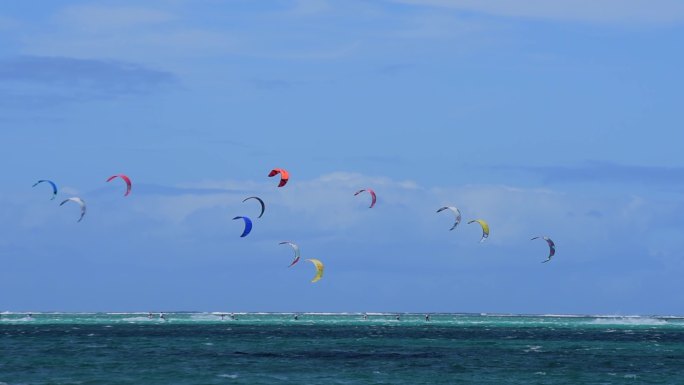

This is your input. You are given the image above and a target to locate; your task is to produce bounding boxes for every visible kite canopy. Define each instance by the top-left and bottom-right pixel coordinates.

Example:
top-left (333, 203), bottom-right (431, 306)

top-left (436, 206), bottom-right (462, 231)
top-left (268, 168), bottom-right (289, 187)
top-left (354, 189), bottom-right (377, 208)
top-left (32, 180), bottom-right (57, 200)
top-left (532, 236), bottom-right (556, 263)
top-left (106, 174), bottom-right (132, 196)
top-left (60, 197), bottom-right (86, 222)
top-left (467, 219), bottom-right (490, 243)
top-left (306, 258), bottom-right (324, 283)
top-left (233, 216), bottom-right (253, 237)
top-left (279, 241), bottom-right (301, 267)
top-left (242, 196), bottom-right (265, 218)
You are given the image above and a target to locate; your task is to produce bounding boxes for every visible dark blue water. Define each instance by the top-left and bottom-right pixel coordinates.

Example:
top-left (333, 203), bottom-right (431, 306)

top-left (1, 313), bottom-right (683, 384)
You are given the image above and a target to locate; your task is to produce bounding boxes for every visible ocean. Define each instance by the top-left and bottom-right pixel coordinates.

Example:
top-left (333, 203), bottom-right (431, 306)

top-left (1, 313), bottom-right (683, 384)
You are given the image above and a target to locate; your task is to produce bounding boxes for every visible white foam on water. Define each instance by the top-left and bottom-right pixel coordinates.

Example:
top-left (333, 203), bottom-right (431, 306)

top-left (122, 316), bottom-right (158, 322)
top-left (302, 312), bottom-right (354, 315)
top-left (1, 317), bottom-right (34, 322)
top-left (46, 312), bottom-right (96, 315)
top-left (589, 317), bottom-right (667, 326)
top-left (524, 345), bottom-right (543, 353)
top-left (106, 312), bottom-right (149, 315)
top-left (217, 374), bottom-right (238, 379)
top-left (654, 315), bottom-right (684, 319)
top-left (189, 313), bottom-right (221, 322)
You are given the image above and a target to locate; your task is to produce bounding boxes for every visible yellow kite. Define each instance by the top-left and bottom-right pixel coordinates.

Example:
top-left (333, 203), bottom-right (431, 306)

top-left (306, 258), bottom-right (324, 283)
top-left (467, 219), bottom-right (490, 243)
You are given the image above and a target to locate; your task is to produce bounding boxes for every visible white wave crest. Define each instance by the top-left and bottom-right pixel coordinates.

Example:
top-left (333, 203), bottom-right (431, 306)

top-left (589, 317), bottom-right (667, 326)
top-left (217, 374), bottom-right (238, 379)
top-left (122, 316), bottom-right (158, 322)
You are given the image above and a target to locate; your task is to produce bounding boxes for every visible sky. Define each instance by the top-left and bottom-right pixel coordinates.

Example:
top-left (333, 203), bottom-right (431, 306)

top-left (1, 0), bottom-right (684, 315)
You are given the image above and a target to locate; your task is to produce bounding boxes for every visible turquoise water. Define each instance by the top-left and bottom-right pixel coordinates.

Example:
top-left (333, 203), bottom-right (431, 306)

top-left (2, 313), bottom-right (683, 384)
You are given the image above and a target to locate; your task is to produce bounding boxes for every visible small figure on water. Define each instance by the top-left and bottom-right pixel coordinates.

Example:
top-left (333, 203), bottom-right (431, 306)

top-left (294, 314), bottom-right (299, 320)
top-left (425, 314), bottom-right (431, 322)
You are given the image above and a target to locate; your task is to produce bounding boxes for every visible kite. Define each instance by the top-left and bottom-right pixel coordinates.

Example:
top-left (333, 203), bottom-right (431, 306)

top-left (233, 216), bottom-right (253, 237)
top-left (467, 219), bottom-right (489, 243)
top-left (60, 197), bottom-right (86, 222)
top-left (242, 196), bottom-right (265, 218)
top-left (436, 206), bottom-right (462, 230)
top-left (32, 180), bottom-right (57, 200)
top-left (354, 189), bottom-right (377, 208)
top-left (268, 168), bottom-right (289, 187)
top-left (531, 236), bottom-right (556, 263)
top-left (306, 258), bottom-right (324, 283)
top-left (106, 174), bottom-right (132, 196)
top-left (279, 241), bottom-right (301, 267)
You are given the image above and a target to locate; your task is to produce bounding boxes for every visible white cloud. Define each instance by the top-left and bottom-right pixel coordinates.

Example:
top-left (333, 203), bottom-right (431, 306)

top-left (0, 15), bottom-right (20, 30)
top-left (118, 172), bottom-right (649, 250)
top-left (21, 28), bottom-right (238, 65)
top-left (57, 5), bottom-right (175, 32)
top-left (391, 0), bottom-right (684, 24)
top-left (386, 11), bottom-right (493, 39)
top-left (289, 0), bottom-right (333, 16)
top-left (4, 171), bottom-right (683, 313)
top-left (8, 171), bottom-right (674, 263)
top-left (17, 5), bottom-right (236, 67)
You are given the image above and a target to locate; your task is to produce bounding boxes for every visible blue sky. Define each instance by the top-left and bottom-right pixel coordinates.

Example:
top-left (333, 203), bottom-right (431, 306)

top-left (1, 0), bottom-right (683, 314)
